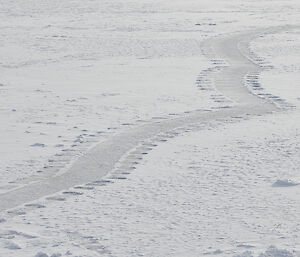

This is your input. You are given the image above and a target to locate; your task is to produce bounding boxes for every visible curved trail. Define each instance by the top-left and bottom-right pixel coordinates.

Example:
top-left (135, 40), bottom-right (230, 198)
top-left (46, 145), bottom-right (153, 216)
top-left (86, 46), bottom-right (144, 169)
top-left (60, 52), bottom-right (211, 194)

top-left (0, 27), bottom-right (285, 212)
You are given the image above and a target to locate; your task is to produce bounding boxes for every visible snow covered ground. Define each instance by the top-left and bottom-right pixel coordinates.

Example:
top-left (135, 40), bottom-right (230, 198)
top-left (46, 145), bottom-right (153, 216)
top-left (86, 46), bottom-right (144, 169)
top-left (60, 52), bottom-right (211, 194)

top-left (0, 0), bottom-right (300, 256)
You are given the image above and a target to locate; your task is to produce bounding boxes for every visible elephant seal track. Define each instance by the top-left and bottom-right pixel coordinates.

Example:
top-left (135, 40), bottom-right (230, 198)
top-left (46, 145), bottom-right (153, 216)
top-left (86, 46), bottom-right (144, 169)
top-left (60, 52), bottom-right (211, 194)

top-left (0, 26), bottom-right (291, 212)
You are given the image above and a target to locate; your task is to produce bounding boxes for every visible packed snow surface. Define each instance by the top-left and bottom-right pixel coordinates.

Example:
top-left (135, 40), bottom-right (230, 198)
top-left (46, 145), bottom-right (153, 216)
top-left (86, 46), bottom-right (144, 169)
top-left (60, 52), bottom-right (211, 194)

top-left (0, 0), bottom-right (300, 256)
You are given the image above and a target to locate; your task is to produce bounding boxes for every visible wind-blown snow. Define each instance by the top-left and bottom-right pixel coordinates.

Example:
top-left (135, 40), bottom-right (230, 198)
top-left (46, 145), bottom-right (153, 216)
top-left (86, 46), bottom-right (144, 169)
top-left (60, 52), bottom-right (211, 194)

top-left (0, 0), bottom-right (300, 256)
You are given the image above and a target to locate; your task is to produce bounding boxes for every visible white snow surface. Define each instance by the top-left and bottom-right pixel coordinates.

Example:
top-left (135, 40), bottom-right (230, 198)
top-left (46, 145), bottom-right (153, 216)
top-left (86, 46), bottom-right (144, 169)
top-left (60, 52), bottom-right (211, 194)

top-left (0, 0), bottom-right (300, 256)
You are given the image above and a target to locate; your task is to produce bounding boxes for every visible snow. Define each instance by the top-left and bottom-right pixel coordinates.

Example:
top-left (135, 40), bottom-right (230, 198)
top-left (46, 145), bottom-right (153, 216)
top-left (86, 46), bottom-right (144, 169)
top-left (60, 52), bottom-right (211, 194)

top-left (0, 0), bottom-right (300, 256)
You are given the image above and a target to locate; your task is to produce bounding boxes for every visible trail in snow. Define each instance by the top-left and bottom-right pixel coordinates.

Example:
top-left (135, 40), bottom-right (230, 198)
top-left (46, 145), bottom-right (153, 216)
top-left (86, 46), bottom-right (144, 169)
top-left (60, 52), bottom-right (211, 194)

top-left (0, 26), bottom-right (291, 212)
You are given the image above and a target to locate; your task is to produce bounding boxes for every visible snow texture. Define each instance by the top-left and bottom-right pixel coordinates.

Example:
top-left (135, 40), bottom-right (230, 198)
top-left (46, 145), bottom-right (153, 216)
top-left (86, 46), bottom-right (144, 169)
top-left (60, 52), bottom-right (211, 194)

top-left (0, 0), bottom-right (300, 256)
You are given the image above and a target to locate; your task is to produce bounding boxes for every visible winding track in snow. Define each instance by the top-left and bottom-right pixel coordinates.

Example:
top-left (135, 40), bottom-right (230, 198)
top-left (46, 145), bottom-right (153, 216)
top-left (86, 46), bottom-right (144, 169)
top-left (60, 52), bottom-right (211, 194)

top-left (0, 26), bottom-right (291, 212)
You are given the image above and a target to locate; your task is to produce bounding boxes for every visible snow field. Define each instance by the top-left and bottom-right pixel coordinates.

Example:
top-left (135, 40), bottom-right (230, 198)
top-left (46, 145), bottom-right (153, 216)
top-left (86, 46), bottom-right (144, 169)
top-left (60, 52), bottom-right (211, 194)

top-left (0, 0), bottom-right (300, 256)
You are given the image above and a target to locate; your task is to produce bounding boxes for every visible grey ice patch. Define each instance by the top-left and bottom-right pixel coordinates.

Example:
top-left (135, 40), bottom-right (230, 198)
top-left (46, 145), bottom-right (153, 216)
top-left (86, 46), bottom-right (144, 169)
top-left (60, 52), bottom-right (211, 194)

top-left (62, 191), bottom-right (83, 195)
top-left (46, 196), bottom-right (66, 201)
top-left (73, 186), bottom-right (94, 190)
top-left (93, 179), bottom-right (113, 184)
top-left (272, 179), bottom-right (299, 187)
top-left (234, 246), bottom-right (296, 257)
top-left (35, 252), bottom-right (49, 257)
top-left (259, 246), bottom-right (295, 257)
top-left (24, 203), bottom-right (46, 208)
top-left (204, 249), bottom-right (223, 255)
top-left (7, 209), bottom-right (26, 215)
top-left (109, 176), bottom-right (127, 180)
top-left (0, 230), bottom-right (36, 239)
top-left (3, 241), bottom-right (21, 250)
top-left (234, 251), bottom-right (254, 257)
top-left (31, 143), bottom-right (46, 147)
top-left (50, 254), bottom-right (62, 257)
top-left (237, 244), bottom-right (255, 249)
